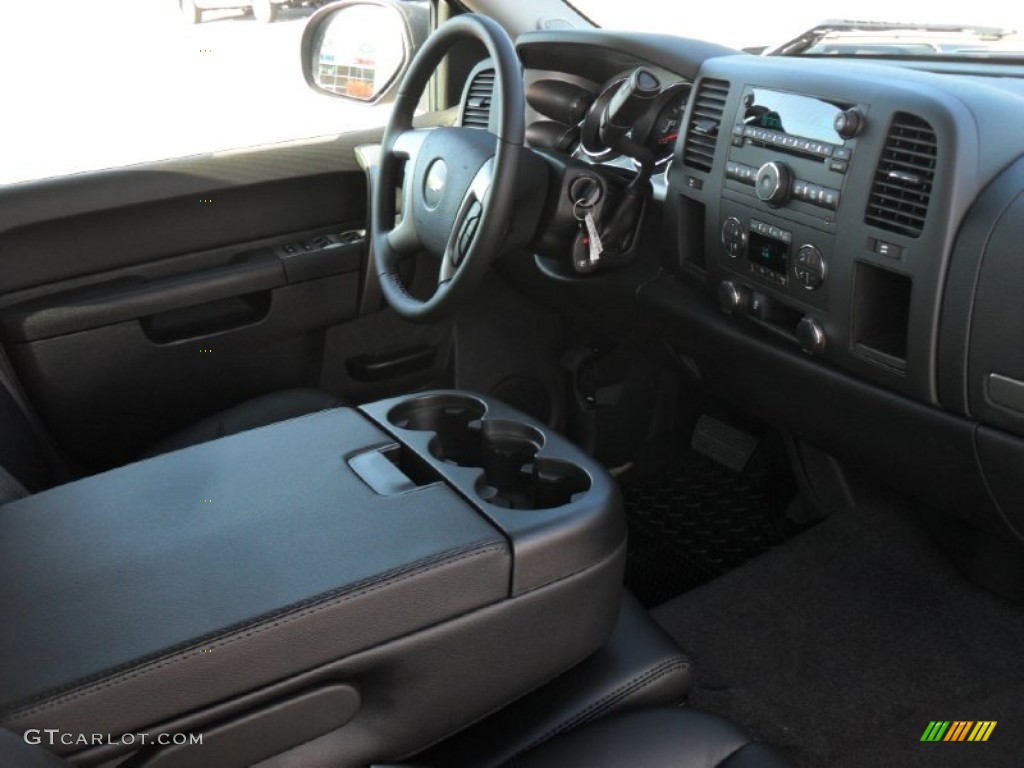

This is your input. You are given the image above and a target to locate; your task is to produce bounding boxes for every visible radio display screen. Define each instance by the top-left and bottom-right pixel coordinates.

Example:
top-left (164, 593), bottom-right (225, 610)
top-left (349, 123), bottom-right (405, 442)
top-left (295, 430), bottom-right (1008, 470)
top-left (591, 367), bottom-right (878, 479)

top-left (749, 232), bottom-right (790, 276)
top-left (743, 88), bottom-right (848, 144)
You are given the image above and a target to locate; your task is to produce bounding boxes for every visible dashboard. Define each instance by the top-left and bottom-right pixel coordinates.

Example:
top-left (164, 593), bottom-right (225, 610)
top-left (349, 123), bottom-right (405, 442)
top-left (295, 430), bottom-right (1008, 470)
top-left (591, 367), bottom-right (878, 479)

top-left (460, 30), bottom-right (1024, 547)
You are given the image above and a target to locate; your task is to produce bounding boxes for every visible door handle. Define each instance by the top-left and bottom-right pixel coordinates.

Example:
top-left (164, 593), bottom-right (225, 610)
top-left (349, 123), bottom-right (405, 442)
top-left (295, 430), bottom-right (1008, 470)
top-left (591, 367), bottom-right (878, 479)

top-left (345, 346), bottom-right (438, 382)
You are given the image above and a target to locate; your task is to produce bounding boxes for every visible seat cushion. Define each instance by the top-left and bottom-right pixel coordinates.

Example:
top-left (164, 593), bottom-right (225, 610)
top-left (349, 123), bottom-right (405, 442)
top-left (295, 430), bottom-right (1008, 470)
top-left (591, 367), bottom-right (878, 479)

top-left (141, 389), bottom-right (343, 459)
top-left (0, 728), bottom-right (71, 767)
top-left (0, 384), bottom-right (55, 493)
top-left (0, 466), bottom-right (28, 506)
top-left (417, 591), bottom-right (693, 767)
top-left (509, 708), bottom-right (792, 768)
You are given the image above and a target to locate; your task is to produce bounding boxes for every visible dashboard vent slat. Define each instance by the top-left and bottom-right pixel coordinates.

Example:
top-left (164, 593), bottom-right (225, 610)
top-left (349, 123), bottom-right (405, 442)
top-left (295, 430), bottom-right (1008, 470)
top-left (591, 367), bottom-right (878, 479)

top-left (462, 69), bottom-right (495, 129)
top-left (682, 78), bottom-right (729, 173)
top-left (865, 113), bottom-right (937, 238)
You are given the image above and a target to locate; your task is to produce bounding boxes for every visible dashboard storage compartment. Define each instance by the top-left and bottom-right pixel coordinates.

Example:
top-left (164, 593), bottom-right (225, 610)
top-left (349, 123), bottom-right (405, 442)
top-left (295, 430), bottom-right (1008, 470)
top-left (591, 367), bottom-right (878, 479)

top-left (0, 394), bottom-right (625, 767)
top-left (852, 262), bottom-right (911, 371)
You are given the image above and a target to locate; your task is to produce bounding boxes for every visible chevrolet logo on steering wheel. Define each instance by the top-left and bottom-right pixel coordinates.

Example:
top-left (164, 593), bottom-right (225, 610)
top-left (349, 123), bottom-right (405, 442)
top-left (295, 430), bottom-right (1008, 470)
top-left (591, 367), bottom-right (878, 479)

top-left (424, 159), bottom-right (448, 209)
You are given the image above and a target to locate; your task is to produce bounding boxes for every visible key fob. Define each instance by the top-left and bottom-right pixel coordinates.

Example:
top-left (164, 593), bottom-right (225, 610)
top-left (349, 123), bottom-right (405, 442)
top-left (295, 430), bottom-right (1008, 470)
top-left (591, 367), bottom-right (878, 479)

top-left (572, 231), bottom-right (600, 274)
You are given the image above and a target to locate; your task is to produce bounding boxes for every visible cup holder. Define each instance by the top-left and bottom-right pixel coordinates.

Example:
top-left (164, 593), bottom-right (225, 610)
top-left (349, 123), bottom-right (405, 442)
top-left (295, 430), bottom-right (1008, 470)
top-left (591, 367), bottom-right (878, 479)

top-left (473, 422), bottom-right (591, 510)
top-left (387, 395), bottom-right (487, 466)
top-left (386, 395), bottom-right (591, 510)
top-left (387, 394), bottom-right (487, 432)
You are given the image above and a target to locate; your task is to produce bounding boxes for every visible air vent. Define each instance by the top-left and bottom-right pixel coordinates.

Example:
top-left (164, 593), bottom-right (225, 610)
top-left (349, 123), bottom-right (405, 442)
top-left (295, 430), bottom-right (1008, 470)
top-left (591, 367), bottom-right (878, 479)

top-left (682, 78), bottom-right (729, 172)
top-left (461, 69), bottom-right (495, 129)
top-left (865, 113), bottom-right (937, 237)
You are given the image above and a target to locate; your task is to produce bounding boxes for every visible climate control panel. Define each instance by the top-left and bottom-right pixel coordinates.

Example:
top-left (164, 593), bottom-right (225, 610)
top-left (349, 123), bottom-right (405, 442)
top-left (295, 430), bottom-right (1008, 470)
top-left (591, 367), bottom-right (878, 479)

top-left (720, 215), bottom-right (828, 295)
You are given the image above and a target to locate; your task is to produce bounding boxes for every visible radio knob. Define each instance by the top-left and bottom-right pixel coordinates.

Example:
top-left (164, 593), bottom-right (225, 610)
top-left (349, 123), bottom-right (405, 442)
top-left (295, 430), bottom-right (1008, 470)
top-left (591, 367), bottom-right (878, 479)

top-left (834, 108), bottom-right (864, 139)
top-left (719, 280), bottom-right (750, 315)
top-left (797, 316), bottom-right (827, 356)
top-left (755, 162), bottom-right (791, 206)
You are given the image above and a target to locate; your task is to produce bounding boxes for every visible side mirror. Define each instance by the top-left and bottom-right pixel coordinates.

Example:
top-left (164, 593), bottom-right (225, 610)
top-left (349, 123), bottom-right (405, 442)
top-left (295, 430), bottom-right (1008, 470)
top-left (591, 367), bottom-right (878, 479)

top-left (301, 0), bottom-right (429, 104)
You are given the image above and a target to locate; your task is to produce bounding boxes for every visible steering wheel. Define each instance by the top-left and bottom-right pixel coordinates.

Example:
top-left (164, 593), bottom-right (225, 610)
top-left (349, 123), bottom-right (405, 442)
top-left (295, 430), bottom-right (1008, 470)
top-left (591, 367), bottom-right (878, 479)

top-left (372, 15), bottom-right (526, 322)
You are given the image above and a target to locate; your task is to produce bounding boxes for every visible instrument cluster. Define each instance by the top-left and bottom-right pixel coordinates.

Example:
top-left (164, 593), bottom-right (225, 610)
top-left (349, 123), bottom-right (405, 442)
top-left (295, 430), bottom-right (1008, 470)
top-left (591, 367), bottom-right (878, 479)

top-left (527, 74), bottom-right (691, 168)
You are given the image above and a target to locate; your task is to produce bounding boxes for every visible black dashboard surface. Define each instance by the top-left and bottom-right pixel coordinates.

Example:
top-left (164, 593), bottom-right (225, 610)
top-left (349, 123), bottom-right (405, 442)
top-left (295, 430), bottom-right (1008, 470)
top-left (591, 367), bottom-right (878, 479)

top-left (505, 30), bottom-right (1024, 542)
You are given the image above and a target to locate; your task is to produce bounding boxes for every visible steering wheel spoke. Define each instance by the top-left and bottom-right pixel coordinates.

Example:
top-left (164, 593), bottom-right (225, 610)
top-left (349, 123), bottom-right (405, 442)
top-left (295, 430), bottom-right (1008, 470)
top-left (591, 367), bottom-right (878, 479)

top-left (385, 129), bottom-right (432, 255)
top-left (391, 128), bottom-right (431, 159)
top-left (387, 206), bottom-right (421, 254)
top-left (440, 158), bottom-right (494, 283)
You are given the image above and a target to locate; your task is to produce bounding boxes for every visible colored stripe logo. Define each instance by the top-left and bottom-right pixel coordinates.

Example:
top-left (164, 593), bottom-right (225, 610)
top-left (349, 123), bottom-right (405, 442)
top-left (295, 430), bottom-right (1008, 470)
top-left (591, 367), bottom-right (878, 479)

top-left (921, 721), bottom-right (997, 742)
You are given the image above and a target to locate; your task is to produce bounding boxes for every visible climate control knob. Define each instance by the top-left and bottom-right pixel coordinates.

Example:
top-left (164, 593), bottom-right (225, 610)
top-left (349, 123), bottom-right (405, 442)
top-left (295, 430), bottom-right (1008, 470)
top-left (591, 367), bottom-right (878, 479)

top-left (721, 216), bottom-right (747, 258)
top-left (718, 280), bottom-right (750, 315)
top-left (797, 316), bottom-right (827, 356)
top-left (755, 162), bottom-right (791, 206)
top-left (793, 244), bottom-right (826, 291)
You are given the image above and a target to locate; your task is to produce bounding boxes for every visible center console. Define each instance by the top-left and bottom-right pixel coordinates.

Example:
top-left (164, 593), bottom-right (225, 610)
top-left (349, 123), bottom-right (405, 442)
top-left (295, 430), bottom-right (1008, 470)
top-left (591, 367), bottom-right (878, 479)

top-left (0, 392), bottom-right (624, 767)
top-left (669, 56), bottom-right (961, 404)
top-left (719, 87), bottom-right (860, 304)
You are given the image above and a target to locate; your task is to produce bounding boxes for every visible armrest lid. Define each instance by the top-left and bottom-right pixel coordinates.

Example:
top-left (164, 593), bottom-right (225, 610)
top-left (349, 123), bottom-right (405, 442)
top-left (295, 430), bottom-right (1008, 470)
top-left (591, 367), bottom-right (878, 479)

top-left (0, 407), bottom-right (509, 735)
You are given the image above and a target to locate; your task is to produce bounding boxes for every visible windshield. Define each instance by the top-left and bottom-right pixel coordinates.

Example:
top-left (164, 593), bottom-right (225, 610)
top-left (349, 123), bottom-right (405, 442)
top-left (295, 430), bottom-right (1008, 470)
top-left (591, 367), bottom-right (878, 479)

top-left (565, 0), bottom-right (1024, 57)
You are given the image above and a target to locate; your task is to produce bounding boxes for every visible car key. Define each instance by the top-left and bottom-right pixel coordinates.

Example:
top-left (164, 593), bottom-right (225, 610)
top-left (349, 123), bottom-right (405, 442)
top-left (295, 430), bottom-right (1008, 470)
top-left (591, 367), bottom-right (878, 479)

top-left (582, 208), bottom-right (604, 264)
top-left (571, 201), bottom-right (602, 274)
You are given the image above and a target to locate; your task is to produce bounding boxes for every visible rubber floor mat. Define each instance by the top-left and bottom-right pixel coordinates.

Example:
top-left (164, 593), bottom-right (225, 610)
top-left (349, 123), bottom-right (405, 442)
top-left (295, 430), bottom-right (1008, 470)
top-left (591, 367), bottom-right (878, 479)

top-left (623, 450), bottom-right (800, 606)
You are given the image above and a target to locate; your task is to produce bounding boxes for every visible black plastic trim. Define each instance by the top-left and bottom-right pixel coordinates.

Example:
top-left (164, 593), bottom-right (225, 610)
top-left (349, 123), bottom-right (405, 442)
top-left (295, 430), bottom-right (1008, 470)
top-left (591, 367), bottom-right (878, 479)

top-left (638, 273), bottom-right (1006, 533)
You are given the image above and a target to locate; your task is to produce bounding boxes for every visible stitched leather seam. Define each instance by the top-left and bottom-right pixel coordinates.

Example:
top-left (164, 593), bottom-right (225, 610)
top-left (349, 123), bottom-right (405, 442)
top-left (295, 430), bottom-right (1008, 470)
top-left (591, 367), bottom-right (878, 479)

top-left (388, 272), bottom-right (418, 302)
top-left (475, 657), bottom-right (692, 768)
top-left (716, 739), bottom-right (756, 767)
top-left (514, 656), bottom-right (693, 757)
top-left (397, 543), bottom-right (631, 763)
top-left (409, 643), bottom-right (601, 760)
top-left (5, 542), bottom-right (507, 720)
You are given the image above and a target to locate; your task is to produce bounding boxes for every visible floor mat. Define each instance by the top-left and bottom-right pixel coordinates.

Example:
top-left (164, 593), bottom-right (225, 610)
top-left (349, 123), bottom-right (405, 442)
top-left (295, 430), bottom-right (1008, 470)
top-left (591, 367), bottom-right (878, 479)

top-left (650, 495), bottom-right (1024, 767)
top-left (623, 449), bottom-right (800, 606)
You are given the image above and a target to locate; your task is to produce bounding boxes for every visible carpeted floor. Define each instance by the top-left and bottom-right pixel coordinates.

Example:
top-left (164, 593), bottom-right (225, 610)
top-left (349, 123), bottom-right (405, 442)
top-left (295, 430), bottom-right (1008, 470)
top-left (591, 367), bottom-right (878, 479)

top-left (650, 494), bottom-right (1024, 767)
top-left (622, 447), bottom-right (801, 607)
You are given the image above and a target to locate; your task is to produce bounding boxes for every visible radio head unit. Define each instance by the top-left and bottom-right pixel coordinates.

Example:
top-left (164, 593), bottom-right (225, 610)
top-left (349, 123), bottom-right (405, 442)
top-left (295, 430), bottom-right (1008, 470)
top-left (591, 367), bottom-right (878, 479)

top-left (742, 88), bottom-right (852, 147)
top-left (726, 86), bottom-right (863, 215)
top-left (714, 85), bottom-right (861, 318)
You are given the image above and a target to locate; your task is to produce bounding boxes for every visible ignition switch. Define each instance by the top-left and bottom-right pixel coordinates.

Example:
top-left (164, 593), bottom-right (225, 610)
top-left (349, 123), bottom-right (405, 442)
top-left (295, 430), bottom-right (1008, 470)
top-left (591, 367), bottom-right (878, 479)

top-left (569, 175), bottom-right (603, 208)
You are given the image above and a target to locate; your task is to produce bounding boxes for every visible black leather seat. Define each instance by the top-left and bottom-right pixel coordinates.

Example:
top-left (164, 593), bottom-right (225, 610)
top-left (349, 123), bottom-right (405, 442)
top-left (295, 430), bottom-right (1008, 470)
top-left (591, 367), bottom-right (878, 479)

top-left (140, 388), bottom-right (343, 459)
top-left (415, 593), bottom-right (790, 768)
top-left (416, 591), bottom-right (694, 767)
top-left (0, 386), bottom-right (341, 501)
top-left (511, 707), bottom-right (791, 767)
top-left (0, 708), bottom-right (791, 767)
